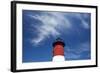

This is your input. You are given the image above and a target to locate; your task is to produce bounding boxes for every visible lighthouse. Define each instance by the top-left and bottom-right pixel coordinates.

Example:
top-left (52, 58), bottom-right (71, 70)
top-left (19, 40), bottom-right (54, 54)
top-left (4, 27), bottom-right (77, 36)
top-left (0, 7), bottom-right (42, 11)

top-left (52, 38), bottom-right (65, 61)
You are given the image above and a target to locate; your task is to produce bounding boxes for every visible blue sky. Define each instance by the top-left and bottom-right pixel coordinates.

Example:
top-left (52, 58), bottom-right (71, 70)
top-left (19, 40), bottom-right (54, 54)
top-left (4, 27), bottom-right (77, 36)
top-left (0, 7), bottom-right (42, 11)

top-left (22, 10), bottom-right (91, 63)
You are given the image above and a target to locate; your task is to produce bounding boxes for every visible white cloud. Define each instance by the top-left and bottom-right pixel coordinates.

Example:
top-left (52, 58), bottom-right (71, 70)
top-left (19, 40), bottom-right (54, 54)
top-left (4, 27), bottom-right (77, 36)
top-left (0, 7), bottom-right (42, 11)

top-left (74, 13), bottom-right (90, 29)
top-left (29, 12), bottom-right (72, 45)
top-left (81, 19), bottom-right (89, 29)
top-left (64, 42), bottom-right (90, 59)
top-left (28, 12), bottom-right (90, 45)
top-left (65, 52), bottom-right (81, 59)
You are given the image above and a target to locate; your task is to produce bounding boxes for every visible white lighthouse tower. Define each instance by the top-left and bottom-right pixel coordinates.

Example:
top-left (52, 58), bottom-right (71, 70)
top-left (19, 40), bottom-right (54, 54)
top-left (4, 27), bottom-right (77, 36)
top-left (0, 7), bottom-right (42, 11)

top-left (52, 38), bottom-right (65, 61)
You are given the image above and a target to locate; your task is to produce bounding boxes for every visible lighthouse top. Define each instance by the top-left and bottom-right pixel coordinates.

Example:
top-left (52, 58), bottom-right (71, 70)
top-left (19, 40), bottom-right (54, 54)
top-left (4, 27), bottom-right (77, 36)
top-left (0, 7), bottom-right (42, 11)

top-left (53, 38), bottom-right (65, 47)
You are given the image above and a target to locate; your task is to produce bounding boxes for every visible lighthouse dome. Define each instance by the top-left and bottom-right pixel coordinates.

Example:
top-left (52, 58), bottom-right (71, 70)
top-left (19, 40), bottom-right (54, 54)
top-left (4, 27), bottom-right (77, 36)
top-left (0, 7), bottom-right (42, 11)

top-left (53, 38), bottom-right (65, 47)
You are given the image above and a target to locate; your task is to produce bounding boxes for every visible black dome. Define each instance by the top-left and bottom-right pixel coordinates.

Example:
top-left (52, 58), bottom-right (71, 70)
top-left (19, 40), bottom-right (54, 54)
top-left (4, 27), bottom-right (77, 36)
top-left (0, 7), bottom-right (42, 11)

top-left (53, 38), bottom-right (65, 47)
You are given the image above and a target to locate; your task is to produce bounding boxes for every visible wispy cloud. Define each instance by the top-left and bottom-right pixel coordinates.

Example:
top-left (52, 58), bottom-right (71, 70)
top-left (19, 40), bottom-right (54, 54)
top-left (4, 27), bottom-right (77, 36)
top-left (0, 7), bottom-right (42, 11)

top-left (67, 13), bottom-right (90, 29)
top-left (75, 14), bottom-right (90, 29)
top-left (64, 42), bottom-right (90, 60)
top-left (28, 12), bottom-right (90, 45)
top-left (29, 12), bottom-right (71, 45)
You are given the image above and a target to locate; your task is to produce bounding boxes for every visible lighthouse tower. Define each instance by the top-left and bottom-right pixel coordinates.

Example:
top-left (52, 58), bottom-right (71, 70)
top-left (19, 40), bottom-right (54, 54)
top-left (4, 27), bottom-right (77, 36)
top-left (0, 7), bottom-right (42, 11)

top-left (52, 38), bottom-right (65, 61)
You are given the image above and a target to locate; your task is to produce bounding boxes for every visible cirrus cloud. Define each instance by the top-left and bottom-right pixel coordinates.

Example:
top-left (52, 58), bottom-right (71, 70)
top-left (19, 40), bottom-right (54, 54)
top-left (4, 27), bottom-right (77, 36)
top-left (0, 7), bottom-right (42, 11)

top-left (28, 12), bottom-right (90, 45)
